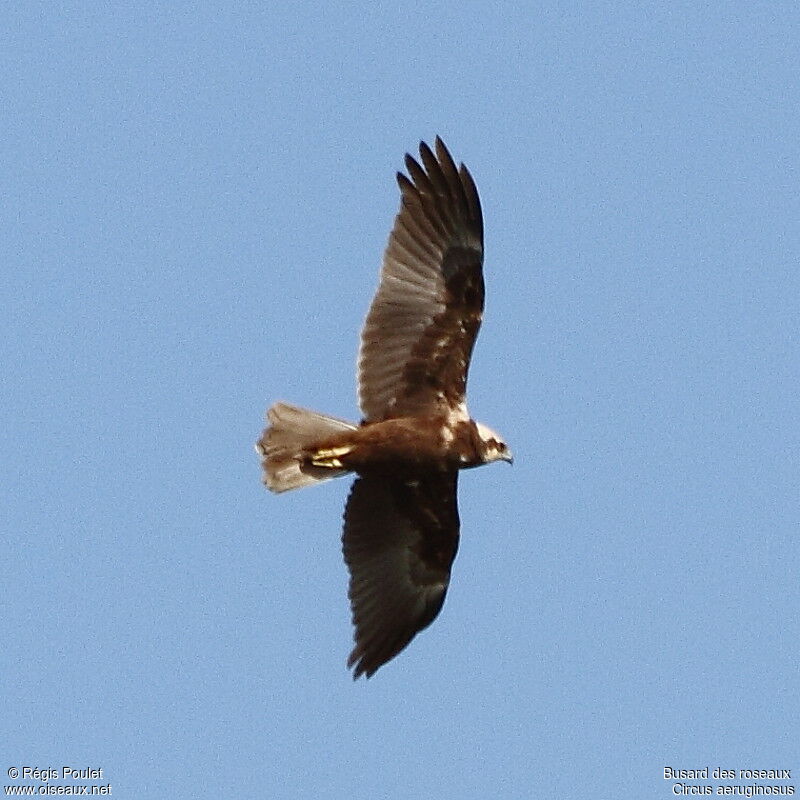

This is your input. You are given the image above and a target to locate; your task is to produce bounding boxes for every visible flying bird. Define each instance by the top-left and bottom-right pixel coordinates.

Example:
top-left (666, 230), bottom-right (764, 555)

top-left (257, 137), bottom-right (511, 678)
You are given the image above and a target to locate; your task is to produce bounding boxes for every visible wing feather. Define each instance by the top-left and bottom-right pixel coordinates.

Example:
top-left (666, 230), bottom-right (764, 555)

top-left (358, 138), bottom-right (485, 421)
top-left (342, 473), bottom-right (460, 678)
top-left (395, 217), bottom-right (441, 263)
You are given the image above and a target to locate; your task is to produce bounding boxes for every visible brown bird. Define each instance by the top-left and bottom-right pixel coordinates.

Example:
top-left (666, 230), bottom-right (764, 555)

top-left (256, 138), bottom-right (511, 678)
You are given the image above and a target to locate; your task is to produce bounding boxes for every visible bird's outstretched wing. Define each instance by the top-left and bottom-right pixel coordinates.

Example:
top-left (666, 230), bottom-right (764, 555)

top-left (342, 472), bottom-right (460, 678)
top-left (358, 137), bottom-right (484, 422)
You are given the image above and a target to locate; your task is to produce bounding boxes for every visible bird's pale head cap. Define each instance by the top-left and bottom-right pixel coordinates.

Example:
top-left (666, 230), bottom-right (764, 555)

top-left (475, 422), bottom-right (513, 465)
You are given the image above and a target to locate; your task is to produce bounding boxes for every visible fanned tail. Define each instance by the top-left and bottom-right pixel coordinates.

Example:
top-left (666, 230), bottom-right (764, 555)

top-left (256, 402), bottom-right (357, 493)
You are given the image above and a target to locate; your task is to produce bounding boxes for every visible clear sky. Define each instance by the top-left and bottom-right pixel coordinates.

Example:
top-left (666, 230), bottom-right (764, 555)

top-left (3, 2), bottom-right (798, 798)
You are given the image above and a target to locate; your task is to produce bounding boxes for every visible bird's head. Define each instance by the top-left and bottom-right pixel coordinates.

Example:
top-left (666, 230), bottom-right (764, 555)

top-left (475, 422), bottom-right (513, 465)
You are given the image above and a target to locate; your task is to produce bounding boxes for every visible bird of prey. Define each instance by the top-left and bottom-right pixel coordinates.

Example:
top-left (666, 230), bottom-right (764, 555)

top-left (257, 137), bottom-right (511, 679)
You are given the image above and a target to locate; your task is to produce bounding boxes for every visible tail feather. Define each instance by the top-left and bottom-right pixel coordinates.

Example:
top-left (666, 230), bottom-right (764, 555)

top-left (256, 402), bottom-right (357, 492)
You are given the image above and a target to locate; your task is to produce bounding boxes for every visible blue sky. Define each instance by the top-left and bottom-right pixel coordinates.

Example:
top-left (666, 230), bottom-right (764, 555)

top-left (3, 1), bottom-right (798, 797)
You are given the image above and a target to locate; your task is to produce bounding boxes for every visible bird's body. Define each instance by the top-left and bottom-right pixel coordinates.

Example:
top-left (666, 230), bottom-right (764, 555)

top-left (257, 138), bottom-right (510, 678)
top-left (299, 412), bottom-right (504, 475)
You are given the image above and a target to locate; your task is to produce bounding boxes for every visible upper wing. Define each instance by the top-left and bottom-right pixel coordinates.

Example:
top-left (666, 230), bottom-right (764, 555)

top-left (342, 472), bottom-right (460, 678)
top-left (358, 138), bottom-right (484, 422)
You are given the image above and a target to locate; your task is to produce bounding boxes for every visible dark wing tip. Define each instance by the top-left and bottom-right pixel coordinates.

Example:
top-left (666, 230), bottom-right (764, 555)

top-left (431, 136), bottom-right (453, 165)
top-left (433, 137), bottom-right (459, 175)
top-left (404, 151), bottom-right (418, 173)
top-left (399, 138), bottom-right (472, 198)
top-left (347, 647), bottom-right (381, 680)
top-left (396, 170), bottom-right (413, 193)
top-left (348, 650), bottom-right (370, 680)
